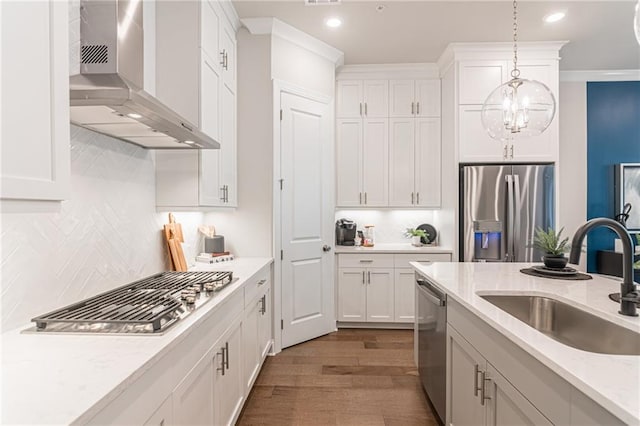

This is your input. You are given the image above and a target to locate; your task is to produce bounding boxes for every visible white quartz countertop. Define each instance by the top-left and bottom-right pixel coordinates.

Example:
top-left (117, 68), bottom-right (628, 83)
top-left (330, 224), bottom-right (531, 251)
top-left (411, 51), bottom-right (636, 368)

top-left (1, 257), bottom-right (273, 425)
top-left (411, 262), bottom-right (640, 425)
top-left (335, 243), bottom-right (453, 254)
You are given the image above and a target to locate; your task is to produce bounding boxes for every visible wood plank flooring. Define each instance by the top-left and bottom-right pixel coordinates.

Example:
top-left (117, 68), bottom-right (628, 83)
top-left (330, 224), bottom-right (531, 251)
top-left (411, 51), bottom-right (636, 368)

top-left (237, 329), bottom-right (439, 426)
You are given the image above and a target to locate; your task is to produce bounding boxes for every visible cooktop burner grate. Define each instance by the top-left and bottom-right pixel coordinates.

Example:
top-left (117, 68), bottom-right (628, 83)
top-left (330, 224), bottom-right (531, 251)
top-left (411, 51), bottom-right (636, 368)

top-left (31, 271), bottom-right (233, 333)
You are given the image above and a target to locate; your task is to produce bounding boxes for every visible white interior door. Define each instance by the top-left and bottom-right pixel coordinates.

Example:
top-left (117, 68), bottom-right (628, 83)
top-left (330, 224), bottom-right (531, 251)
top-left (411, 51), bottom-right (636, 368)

top-left (280, 91), bottom-right (335, 348)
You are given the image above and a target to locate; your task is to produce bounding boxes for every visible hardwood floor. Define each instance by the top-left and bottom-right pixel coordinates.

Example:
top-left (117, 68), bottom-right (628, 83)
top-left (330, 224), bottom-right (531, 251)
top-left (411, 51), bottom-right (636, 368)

top-left (237, 329), bottom-right (439, 426)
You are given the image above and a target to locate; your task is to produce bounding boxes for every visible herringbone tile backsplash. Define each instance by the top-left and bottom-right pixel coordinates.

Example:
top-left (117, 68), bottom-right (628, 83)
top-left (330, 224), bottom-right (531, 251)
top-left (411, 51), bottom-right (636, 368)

top-left (0, 126), bottom-right (206, 332)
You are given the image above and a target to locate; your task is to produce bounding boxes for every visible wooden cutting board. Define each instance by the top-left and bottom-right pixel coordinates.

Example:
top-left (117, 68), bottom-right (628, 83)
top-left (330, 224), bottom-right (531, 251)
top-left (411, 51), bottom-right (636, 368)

top-left (169, 213), bottom-right (184, 242)
top-left (168, 229), bottom-right (188, 272)
top-left (167, 237), bottom-right (181, 271)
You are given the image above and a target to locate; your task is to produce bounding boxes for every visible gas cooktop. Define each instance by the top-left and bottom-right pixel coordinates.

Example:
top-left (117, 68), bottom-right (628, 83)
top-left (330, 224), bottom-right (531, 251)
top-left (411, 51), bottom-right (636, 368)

top-left (30, 271), bottom-right (235, 334)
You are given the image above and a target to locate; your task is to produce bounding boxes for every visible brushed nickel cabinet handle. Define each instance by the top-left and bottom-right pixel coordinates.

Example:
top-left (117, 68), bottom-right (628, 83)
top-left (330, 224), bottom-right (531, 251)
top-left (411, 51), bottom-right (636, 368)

top-left (417, 102), bottom-right (420, 115)
top-left (359, 192), bottom-right (362, 204)
top-left (362, 271), bottom-right (365, 284)
top-left (217, 347), bottom-right (226, 375)
top-left (365, 103), bottom-right (368, 115)
top-left (364, 192), bottom-right (368, 204)
top-left (503, 145), bottom-right (508, 159)
top-left (474, 364), bottom-right (481, 396)
top-left (480, 371), bottom-right (491, 405)
top-left (367, 271), bottom-right (371, 284)
top-left (224, 341), bottom-right (230, 369)
top-left (510, 145), bottom-right (514, 159)
top-left (416, 192), bottom-right (420, 204)
top-left (359, 259), bottom-right (374, 263)
top-left (411, 192), bottom-right (414, 204)
top-left (360, 102), bottom-right (362, 116)
top-left (411, 102), bottom-right (415, 115)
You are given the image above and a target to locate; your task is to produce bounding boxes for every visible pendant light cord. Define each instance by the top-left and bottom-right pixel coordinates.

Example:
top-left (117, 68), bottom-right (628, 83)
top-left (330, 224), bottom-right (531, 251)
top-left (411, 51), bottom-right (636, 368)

top-left (512, 0), bottom-right (520, 79)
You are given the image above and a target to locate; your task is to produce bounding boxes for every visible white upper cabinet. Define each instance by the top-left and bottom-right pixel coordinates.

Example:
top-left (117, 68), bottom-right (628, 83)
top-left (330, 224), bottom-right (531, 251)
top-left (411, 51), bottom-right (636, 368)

top-left (448, 47), bottom-right (562, 164)
top-left (156, 0), bottom-right (238, 208)
top-left (389, 118), bottom-right (416, 207)
top-left (1, 1), bottom-right (70, 201)
top-left (415, 117), bottom-right (441, 207)
top-left (336, 119), bottom-right (363, 207)
top-left (362, 119), bottom-right (389, 207)
top-left (390, 79), bottom-right (440, 118)
top-left (337, 80), bottom-right (388, 118)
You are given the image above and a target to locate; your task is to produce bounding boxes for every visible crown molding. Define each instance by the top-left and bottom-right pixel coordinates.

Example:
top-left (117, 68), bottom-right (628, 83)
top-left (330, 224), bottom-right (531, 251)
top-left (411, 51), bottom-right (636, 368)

top-left (336, 63), bottom-right (440, 80)
top-left (437, 41), bottom-right (568, 76)
top-left (241, 17), bottom-right (345, 67)
top-left (219, 0), bottom-right (241, 31)
top-left (560, 69), bottom-right (640, 82)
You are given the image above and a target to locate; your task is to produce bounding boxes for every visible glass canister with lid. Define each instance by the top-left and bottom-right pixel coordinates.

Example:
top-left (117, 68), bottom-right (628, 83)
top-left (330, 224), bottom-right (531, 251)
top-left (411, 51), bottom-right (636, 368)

top-left (363, 225), bottom-right (375, 247)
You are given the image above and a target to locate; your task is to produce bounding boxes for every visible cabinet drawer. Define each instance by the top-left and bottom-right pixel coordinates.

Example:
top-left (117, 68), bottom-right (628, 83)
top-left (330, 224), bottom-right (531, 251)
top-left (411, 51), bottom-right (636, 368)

top-left (338, 254), bottom-right (394, 268)
top-left (394, 253), bottom-right (451, 268)
top-left (244, 265), bottom-right (271, 307)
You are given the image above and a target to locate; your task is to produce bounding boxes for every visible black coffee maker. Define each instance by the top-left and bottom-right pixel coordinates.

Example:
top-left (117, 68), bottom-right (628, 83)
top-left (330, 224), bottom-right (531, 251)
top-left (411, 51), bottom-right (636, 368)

top-left (336, 218), bottom-right (357, 246)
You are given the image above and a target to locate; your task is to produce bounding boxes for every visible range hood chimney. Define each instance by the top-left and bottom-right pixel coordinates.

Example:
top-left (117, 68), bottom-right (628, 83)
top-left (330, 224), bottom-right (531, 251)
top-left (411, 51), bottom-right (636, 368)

top-left (70, 0), bottom-right (219, 149)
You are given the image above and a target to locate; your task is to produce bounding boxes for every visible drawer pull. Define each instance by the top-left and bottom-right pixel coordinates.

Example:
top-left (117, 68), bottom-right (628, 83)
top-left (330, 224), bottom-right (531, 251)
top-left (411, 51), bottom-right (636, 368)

top-left (258, 279), bottom-right (267, 286)
top-left (359, 259), bottom-right (374, 263)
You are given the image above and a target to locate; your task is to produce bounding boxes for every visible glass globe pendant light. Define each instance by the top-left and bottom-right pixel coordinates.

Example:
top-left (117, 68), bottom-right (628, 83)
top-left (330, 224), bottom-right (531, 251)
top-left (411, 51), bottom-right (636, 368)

top-left (481, 0), bottom-right (556, 140)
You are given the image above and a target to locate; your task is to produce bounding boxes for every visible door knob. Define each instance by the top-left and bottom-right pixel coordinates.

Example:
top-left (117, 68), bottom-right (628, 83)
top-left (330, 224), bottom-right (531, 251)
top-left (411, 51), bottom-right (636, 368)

top-left (322, 245), bottom-right (332, 252)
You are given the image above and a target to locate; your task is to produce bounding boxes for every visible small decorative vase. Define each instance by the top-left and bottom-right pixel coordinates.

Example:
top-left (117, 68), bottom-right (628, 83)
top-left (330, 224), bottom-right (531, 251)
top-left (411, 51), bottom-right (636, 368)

top-left (412, 236), bottom-right (422, 246)
top-left (543, 254), bottom-right (568, 269)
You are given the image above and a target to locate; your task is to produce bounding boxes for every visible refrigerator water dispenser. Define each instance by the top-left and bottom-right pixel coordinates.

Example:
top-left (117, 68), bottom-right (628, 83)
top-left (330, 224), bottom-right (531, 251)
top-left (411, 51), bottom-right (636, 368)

top-left (473, 220), bottom-right (502, 261)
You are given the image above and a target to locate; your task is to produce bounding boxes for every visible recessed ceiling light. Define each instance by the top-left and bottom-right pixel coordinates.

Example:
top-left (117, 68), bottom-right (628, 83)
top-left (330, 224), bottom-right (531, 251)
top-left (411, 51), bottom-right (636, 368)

top-left (127, 113), bottom-right (143, 119)
top-left (376, 5), bottom-right (385, 12)
top-left (543, 12), bottom-right (566, 23)
top-left (325, 17), bottom-right (342, 28)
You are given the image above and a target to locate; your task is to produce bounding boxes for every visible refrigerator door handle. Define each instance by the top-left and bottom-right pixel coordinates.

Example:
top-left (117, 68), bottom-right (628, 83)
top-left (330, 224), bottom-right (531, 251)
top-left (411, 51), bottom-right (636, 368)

top-left (512, 174), bottom-right (522, 261)
top-left (505, 175), bottom-right (515, 262)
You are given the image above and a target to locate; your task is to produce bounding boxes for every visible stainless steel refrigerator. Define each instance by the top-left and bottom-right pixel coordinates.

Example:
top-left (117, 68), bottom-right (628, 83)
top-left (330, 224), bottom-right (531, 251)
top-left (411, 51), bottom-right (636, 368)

top-left (460, 164), bottom-right (555, 262)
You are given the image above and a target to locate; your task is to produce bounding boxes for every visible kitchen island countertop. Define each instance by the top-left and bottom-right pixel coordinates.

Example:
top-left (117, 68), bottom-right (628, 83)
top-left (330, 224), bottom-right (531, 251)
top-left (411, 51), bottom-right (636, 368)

top-left (1, 257), bottom-right (273, 425)
top-left (411, 261), bottom-right (640, 425)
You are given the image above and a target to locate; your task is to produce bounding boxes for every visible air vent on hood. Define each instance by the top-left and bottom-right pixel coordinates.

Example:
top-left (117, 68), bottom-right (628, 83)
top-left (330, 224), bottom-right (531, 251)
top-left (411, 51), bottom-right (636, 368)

top-left (69, 0), bottom-right (219, 150)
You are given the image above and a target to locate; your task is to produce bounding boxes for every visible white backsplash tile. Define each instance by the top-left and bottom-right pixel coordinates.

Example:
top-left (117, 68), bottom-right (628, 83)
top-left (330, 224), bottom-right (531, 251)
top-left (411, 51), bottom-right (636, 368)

top-left (0, 127), bottom-right (205, 332)
top-left (335, 209), bottom-right (449, 245)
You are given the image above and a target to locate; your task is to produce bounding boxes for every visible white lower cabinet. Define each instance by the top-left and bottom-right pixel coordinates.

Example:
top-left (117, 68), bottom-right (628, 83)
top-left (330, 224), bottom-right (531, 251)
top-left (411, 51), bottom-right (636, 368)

top-left (337, 253), bottom-right (451, 324)
top-left (144, 395), bottom-right (173, 426)
top-left (445, 297), bottom-right (625, 426)
top-left (215, 318), bottom-right (244, 426)
top-left (244, 280), bottom-right (272, 394)
top-left (172, 350), bottom-right (216, 425)
top-left (447, 325), bottom-right (550, 426)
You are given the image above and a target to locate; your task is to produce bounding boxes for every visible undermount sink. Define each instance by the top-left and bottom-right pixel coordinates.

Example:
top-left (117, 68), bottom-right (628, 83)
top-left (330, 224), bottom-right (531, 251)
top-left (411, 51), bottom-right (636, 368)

top-left (480, 295), bottom-right (640, 356)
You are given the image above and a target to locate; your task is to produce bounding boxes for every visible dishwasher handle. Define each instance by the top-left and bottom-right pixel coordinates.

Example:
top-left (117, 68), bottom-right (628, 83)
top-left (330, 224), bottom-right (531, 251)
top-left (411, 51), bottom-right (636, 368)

top-left (417, 279), bottom-right (446, 307)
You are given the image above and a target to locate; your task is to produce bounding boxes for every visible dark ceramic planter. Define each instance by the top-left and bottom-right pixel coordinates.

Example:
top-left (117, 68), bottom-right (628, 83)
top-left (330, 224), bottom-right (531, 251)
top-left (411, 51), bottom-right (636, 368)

top-left (543, 254), bottom-right (568, 269)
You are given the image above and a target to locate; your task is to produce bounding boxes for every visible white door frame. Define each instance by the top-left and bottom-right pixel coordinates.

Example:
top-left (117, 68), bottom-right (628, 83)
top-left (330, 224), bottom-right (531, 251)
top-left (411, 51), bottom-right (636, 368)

top-left (272, 78), bottom-right (336, 354)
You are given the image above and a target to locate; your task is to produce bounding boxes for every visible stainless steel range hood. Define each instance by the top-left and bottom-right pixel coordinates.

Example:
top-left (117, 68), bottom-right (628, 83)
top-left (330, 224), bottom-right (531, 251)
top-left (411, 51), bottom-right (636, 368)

top-left (70, 0), bottom-right (219, 149)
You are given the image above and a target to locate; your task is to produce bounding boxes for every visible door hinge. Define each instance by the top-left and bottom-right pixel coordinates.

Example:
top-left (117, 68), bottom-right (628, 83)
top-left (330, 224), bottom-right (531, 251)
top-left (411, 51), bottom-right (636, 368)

top-left (280, 109), bottom-right (283, 121)
top-left (280, 250), bottom-right (283, 260)
top-left (281, 319), bottom-right (284, 330)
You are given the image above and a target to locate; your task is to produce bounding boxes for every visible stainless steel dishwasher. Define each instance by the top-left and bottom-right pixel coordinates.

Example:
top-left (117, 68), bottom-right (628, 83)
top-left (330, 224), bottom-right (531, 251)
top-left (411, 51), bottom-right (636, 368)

top-left (416, 274), bottom-right (447, 424)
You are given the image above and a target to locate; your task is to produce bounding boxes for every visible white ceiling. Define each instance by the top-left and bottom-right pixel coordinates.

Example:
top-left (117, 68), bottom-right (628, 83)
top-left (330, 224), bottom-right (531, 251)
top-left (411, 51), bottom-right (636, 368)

top-left (232, 0), bottom-right (640, 70)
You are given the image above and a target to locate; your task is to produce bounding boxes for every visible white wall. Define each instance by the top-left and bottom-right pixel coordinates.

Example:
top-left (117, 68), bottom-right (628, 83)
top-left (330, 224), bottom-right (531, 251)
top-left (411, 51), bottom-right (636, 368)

top-left (558, 81), bottom-right (588, 270)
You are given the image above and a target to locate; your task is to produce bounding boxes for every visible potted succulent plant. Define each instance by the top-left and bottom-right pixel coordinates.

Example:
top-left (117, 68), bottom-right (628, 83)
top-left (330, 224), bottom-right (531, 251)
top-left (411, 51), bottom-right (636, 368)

top-left (405, 228), bottom-right (428, 246)
top-left (533, 227), bottom-right (570, 269)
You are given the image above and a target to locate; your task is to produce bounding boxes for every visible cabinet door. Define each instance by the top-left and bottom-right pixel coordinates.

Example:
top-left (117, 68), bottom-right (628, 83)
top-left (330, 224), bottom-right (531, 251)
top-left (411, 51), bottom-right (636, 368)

top-left (215, 319), bottom-right (244, 426)
top-left (243, 296), bottom-right (260, 395)
top-left (143, 395), bottom-right (173, 426)
top-left (201, 0), bottom-right (221, 62)
top-left (415, 80), bottom-right (441, 117)
top-left (258, 287), bottom-right (272, 359)
top-left (485, 363), bottom-right (552, 426)
top-left (366, 268), bottom-right (394, 322)
top-left (338, 268), bottom-right (366, 321)
top-left (363, 80), bottom-right (389, 118)
top-left (389, 80), bottom-right (415, 118)
top-left (156, 150), bottom-right (200, 207)
top-left (389, 118), bottom-right (416, 207)
top-left (447, 325), bottom-right (486, 426)
top-left (394, 268), bottom-right (415, 323)
top-left (201, 53), bottom-right (221, 142)
top-left (508, 61), bottom-right (556, 163)
top-left (1, 1), bottom-right (70, 201)
top-left (458, 106), bottom-right (506, 163)
top-left (220, 82), bottom-right (237, 206)
top-left (220, 20), bottom-right (236, 93)
top-left (458, 60), bottom-right (509, 105)
top-left (415, 117), bottom-right (441, 207)
top-left (362, 119), bottom-right (389, 207)
top-left (199, 150), bottom-right (223, 206)
top-left (336, 119), bottom-right (363, 207)
top-left (336, 80), bottom-right (363, 118)
top-left (173, 349), bottom-right (215, 425)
